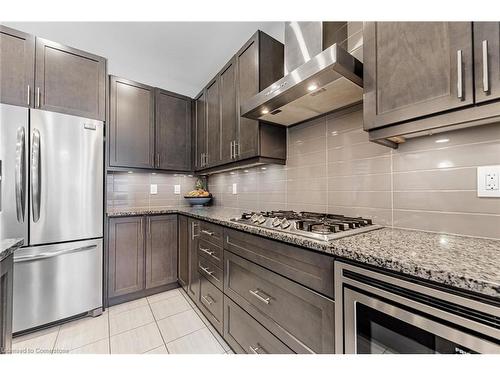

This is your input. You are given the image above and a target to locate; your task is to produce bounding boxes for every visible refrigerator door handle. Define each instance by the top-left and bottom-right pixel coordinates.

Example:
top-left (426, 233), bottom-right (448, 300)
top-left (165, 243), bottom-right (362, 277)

top-left (31, 129), bottom-right (41, 222)
top-left (15, 127), bottom-right (26, 222)
top-left (14, 244), bottom-right (97, 263)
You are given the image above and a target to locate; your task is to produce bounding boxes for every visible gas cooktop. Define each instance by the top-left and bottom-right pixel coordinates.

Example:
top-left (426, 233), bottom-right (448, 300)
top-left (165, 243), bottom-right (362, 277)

top-left (231, 210), bottom-right (382, 241)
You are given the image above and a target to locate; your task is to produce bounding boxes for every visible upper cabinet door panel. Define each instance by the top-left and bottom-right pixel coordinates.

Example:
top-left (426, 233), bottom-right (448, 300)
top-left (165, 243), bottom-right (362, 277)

top-left (155, 89), bottom-right (191, 171)
top-left (109, 76), bottom-right (155, 169)
top-left (236, 37), bottom-right (260, 160)
top-left (206, 78), bottom-right (221, 167)
top-left (474, 22), bottom-right (500, 104)
top-left (364, 22), bottom-right (473, 130)
top-left (0, 26), bottom-right (35, 107)
top-left (195, 92), bottom-right (207, 169)
top-left (35, 38), bottom-right (106, 120)
top-left (220, 59), bottom-right (237, 164)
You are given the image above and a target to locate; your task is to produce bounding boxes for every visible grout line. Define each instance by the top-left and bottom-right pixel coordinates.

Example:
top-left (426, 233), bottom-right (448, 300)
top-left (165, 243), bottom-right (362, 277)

top-left (51, 326), bottom-right (61, 354)
top-left (107, 307), bottom-right (111, 354)
top-left (146, 293), bottom-right (170, 354)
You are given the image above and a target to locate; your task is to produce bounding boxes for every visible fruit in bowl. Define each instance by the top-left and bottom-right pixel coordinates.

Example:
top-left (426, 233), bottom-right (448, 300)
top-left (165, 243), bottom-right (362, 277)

top-left (185, 189), bottom-right (211, 198)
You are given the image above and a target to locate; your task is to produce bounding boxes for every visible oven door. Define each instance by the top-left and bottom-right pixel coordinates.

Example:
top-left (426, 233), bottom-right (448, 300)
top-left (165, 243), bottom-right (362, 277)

top-left (344, 288), bottom-right (499, 354)
top-left (335, 262), bottom-right (500, 354)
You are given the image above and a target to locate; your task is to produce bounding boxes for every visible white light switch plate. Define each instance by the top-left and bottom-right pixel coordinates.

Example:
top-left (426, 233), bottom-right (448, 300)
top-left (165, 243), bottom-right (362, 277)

top-left (174, 185), bottom-right (181, 195)
top-left (477, 166), bottom-right (500, 197)
top-left (150, 184), bottom-right (158, 195)
top-left (232, 183), bottom-right (237, 195)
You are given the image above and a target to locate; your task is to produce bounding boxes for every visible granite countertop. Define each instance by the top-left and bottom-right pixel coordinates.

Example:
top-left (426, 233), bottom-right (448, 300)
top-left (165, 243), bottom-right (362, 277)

top-left (1, 238), bottom-right (24, 261)
top-left (107, 207), bottom-right (500, 299)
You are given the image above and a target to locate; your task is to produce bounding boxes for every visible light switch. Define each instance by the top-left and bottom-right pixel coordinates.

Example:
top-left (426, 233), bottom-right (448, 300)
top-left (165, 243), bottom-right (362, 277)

top-left (150, 184), bottom-right (158, 195)
top-left (477, 166), bottom-right (500, 197)
top-left (232, 183), bottom-right (237, 195)
top-left (174, 185), bottom-right (181, 195)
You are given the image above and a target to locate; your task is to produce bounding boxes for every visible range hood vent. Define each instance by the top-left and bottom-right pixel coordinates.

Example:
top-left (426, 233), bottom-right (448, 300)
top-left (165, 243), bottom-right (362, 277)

top-left (241, 22), bottom-right (363, 126)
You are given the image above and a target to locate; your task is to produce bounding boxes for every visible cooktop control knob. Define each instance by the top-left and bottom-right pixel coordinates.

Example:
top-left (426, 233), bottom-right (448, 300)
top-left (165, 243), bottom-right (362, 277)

top-left (251, 214), bottom-right (259, 222)
top-left (280, 218), bottom-right (291, 229)
top-left (256, 214), bottom-right (266, 224)
top-left (272, 217), bottom-right (281, 227)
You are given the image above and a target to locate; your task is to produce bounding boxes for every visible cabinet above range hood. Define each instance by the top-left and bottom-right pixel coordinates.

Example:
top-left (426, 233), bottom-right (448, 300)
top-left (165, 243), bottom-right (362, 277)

top-left (241, 22), bottom-right (363, 126)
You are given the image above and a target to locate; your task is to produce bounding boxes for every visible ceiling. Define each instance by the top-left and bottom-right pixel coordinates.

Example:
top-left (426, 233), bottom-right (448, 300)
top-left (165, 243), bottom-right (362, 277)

top-left (4, 22), bottom-right (285, 97)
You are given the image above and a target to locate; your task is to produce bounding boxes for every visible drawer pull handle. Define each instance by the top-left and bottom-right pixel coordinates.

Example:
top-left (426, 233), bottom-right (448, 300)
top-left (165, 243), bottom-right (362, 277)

top-left (200, 247), bottom-right (215, 256)
top-left (249, 289), bottom-right (271, 305)
top-left (201, 230), bottom-right (215, 236)
top-left (200, 266), bottom-right (220, 282)
top-left (201, 295), bottom-right (214, 306)
top-left (249, 345), bottom-right (265, 354)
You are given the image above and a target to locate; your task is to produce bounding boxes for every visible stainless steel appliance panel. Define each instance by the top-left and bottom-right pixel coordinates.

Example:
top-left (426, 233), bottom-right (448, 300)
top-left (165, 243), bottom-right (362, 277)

top-left (13, 238), bottom-right (103, 332)
top-left (0, 104), bottom-right (29, 241)
top-left (29, 110), bottom-right (103, 245)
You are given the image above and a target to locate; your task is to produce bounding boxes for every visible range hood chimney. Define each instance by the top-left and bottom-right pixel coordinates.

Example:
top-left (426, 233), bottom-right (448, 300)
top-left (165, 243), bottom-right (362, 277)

top-left (241, 22), bottom-right (363, 126)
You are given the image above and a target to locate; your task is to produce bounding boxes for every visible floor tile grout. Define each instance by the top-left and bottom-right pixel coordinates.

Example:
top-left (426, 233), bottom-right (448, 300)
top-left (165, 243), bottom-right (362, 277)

top-left (146, 294), bottom-right (171, 354)
top-left (107, 307), bottom-right (111, 354)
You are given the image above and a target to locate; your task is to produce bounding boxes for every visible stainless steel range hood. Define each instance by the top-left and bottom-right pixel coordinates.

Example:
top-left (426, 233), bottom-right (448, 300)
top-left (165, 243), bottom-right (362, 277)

top-left (241, 22), bottom-right (363, 126)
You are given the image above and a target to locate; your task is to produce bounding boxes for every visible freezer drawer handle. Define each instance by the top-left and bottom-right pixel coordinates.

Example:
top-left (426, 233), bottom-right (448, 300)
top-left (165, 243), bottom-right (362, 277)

top-left (31, 129), bottom-right (41, 222)
top-left (14, 244), bottom-right (97, 263)
top-left (15, 127), bottom-right (26, 223)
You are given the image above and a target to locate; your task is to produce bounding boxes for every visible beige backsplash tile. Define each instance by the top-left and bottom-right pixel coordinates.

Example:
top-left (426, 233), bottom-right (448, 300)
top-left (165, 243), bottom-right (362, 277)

top-left (207, 104), bottom-right (500, 239)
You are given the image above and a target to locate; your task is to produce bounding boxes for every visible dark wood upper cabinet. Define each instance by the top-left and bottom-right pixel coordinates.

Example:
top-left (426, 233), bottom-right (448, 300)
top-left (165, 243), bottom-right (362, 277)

top-left (155, 89), bottom-right (191, 171)
top-left (109, 76), bottom-right (155, 169)
top-left (178, 215), bottom-right (189, 289)
top-left (0, 26), bottom-right (35, 108)
top-left (194, 91), bottom-right (207, 169)
top-left (206, 78), bottom-right (221, 167)
top-left (474, 22), bottom-right (500, 104)
top-left (364, 22), bottom-right (474, 131)
top-left (145, 215), bottom-right (178, 289)
top-left (220, 58), bottom-right (238, 164)
top-left (236, 31), bottom-right (285, 160)
top-left (35, 38), bottom-right (106, 120)
top-left (108, 216), bottom-right (145, 299)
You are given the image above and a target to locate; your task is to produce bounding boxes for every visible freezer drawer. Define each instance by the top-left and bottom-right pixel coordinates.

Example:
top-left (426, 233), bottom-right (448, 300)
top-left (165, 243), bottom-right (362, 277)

top-left (29, 109), bottom-right (103, 245)
top-left (13, 238), bottom-right (102, 333)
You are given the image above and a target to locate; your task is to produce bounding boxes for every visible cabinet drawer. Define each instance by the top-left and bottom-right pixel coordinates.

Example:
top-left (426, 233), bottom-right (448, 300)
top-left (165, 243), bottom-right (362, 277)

top-left (199, 275), bottom-right (223, 334)
top-left (198, 239), bottom-right (222, 267)
top-left (224, 296), bottom-right (293, 354)
top-left (198, 256), bottom-right (223, 290)
top-left (224, 251), bottom-right (335, 354)
top-left (224, 228), bottom-right (334, 298)
top-left (199, 221), bottom-right (223, 246)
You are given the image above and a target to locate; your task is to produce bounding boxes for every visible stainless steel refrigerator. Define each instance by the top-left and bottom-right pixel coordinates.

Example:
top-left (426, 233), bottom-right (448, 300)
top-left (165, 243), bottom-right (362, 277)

top-left (0, 103), bottom-right (103, 333)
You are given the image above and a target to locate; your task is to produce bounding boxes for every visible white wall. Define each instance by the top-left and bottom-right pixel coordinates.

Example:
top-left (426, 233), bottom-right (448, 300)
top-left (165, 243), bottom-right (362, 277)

top-left (4, 22), bottom-right (284, 97)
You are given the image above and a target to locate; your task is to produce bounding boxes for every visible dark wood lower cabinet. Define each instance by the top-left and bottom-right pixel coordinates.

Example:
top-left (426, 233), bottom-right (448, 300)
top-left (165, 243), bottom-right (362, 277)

top-left (0, 254), bottom-right (14, 354)
top-left (108, 214), bottom-right (178, 305)
top-left (186, 219), bottom-right (200, 304)
top-left (198, 275), bottom-right (223, 334)
top-left (178, 215), bottom-right (189, 289)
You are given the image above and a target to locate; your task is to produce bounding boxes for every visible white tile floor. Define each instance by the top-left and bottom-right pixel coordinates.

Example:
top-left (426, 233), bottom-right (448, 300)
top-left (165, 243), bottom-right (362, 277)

top-left (12, 287), bottom-right (233, 354)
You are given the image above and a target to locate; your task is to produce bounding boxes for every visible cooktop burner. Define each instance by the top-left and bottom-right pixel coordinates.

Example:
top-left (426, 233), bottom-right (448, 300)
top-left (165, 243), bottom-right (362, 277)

top-left (232, 210), bottom-right (382, 241)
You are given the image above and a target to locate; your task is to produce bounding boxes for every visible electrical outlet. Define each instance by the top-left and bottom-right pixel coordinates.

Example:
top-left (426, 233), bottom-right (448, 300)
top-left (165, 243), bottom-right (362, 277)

top-left (150, 184), bottom-right (157, 195)
top-left (174, 185), bottom-right (181, 195)
top-left (477, 166), bottom-right (500, 197)
top-left (232, 183), bottom-right (237, 195)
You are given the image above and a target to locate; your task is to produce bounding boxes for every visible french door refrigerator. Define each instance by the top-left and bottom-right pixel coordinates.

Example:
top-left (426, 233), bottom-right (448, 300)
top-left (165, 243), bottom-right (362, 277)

top-left (0, 104), bottom-right (103, 333)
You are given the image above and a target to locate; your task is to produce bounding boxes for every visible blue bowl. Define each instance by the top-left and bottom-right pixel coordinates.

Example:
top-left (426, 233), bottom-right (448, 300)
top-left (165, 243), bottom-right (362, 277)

top-left (184, 196), bottom-right (212, 207)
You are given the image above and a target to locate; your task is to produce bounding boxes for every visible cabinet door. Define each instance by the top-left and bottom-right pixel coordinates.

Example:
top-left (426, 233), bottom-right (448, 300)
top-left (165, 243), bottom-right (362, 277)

top-left (0, 255), bottom-right (13, 354)
top-left (178, 215), bottom-right (189, 289)
top-left (206, 78), bottom-right (221, 167)
top-left (220, 59), bottom-right (237, 164)
top-left (0, 26), bottom-right (35, 108)
top-left (146, 215), bottom-right (178, 289)
top-left (155, 89), bottom-right (191, 171)
top-left (364, 22), bottom-right (473, 130)
top-left (109, 76), bottom-right (155, 169)
top-left (474, 22), bottom-right (500, 103)
top-left (108, 216), bottom-right (145, 298)
top-left (236, 36), bottom-right (260, 159)
top-left (195, 91), bottom-right (207, 169)
top-left (187, 219), bottom-right (200, 303)
top-left (34, 38), bottom-right (106, 120)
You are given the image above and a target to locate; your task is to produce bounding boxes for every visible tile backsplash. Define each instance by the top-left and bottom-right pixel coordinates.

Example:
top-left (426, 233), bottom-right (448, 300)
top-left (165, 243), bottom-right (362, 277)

top-left (208, 104), bottom-right (500, 239)
top-left (107, 172), bottom-right (198, 210)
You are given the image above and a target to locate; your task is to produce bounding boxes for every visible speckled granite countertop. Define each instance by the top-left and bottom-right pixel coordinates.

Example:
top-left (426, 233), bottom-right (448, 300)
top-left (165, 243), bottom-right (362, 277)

top-left (1, 238), bottom-right (24, 261)
top-left (107, 207), bottom-right (500, 299)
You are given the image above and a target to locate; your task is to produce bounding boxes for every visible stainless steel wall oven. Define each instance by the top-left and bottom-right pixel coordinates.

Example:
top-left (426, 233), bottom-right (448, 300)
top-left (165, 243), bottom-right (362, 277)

top-left (334, 262), bottom-right (500, 354)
